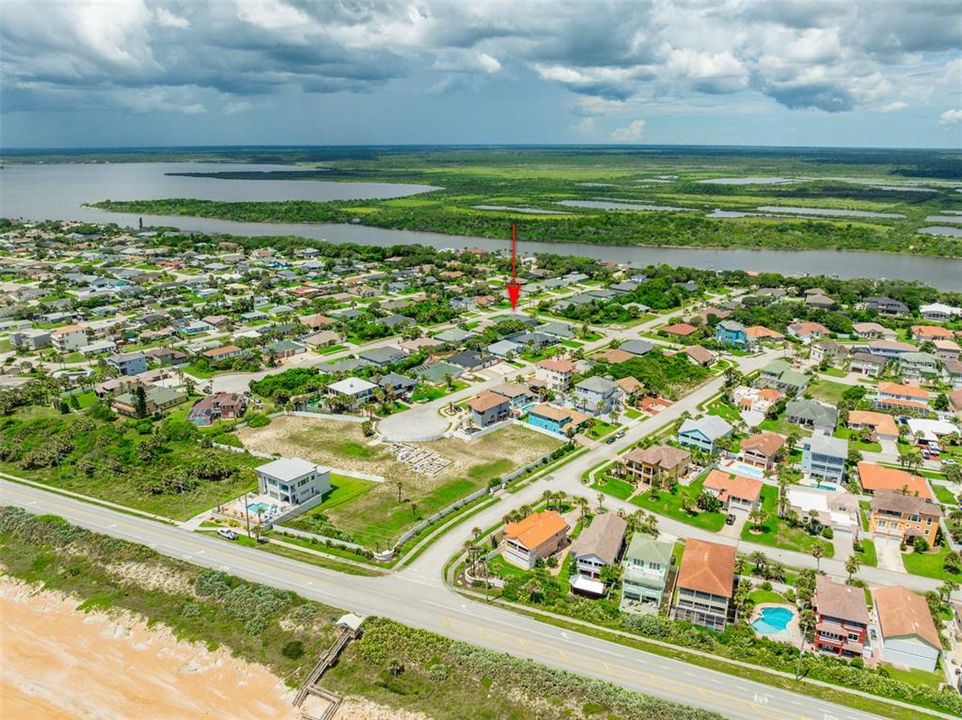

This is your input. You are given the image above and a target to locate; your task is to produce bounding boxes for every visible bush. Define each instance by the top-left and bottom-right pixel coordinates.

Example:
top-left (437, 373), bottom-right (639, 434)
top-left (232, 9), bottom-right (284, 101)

top-left (246, 413), bottom-right (271, 428)
top-left (282, 640), bottom-right (305, 660)
top-left (821, 527), bottom-right (834, 539)
top-left (913, 536), bottom-right (929, 553)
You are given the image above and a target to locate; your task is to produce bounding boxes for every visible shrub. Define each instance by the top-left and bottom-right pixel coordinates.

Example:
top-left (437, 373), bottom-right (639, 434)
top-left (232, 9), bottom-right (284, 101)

top-left (913, 536), bottom-right (929, 553)
top-left (821, 527), bottom-right (834, 539)
top-left (282, 640), bottom-right (305, 660)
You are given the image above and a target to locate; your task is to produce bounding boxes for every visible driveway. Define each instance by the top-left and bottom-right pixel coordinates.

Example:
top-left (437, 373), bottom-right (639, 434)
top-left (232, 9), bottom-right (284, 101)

top-left (832, 529), bottom-right (853, 560)
top-left (719, 511), bottom-right (746, 539)
top-left (873, 534), bottom-right (905, 573)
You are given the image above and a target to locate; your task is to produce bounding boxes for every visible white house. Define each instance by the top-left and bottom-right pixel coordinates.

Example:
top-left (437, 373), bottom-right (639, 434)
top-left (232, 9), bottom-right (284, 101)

top-left (327, 377), bottom-right (378, 407)
top-left (919, 302), bottom-right (961, 322)
top-left (255, 458), bottom-right (331, 506)
top-left (873, 586), bottom-right (941, 672)
top-left (535, 358), bottom-right (576, 392)
top-left (51, 324), bottom-right (88, 353)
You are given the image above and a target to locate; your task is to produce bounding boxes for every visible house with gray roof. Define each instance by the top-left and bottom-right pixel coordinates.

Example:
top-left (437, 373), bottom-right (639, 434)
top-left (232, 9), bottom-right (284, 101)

top-left (487, 339), bottom-right (523, 358)
top-left (802, 432), bottom-right (848, 487)
top-left (678, 415), bottom-right (733, 453)
top-left (568, 512), bottom-right (627, 584)
top-left (620, 339), bottom-right (654, 357)
top-left (537, 321), bottom-right (575, 340)
top-left (434, 327), bottom-right (474, 344)
top-left (786, 398), bottom-right (838, 434)
top-left (356, 345), bottom-right (407, 367)
top-left (256, 458), bottom-right (330, 506)
top-left (573, 376), bottom-right (622, 416)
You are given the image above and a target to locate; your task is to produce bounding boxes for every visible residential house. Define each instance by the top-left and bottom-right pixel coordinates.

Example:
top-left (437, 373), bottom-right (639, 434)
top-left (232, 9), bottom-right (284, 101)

top-left (684, 345), bottom-right (716, 367)
top-left (811, 339), bottom-right (847, 364)
top-left (714, 320), bottom-right (748, 348)
top-left (356, 345), bottom-right (406, 367)
top-left (203, 345), bottom-right (244, 363)
top-left (813, 576), bottom-right (870, 659)
top-left (187, 392), bottom-right (247, 425)
top-left (847, 411), bottom-right (899, 443)
top-left (620, 537), bottom-right (674, 614)
top-left (850, 352), bottom-right (887, 378)
top-left (267, 339), bottom-right (307, 360)
top-left (299, 314), bottom-right (336, 330)
top-left (526, 403), bottom-right (590, 436)
top-left (933, 339), bottom-right (961, 363)
top-left (942, 359), bottom-right (962, 389)
top-left (573, 376), bottom-right (622, 416)
top-left (536, 321), bottom-right (575, 340)
top-left (620, 339), bottom-right (654, 357)
top-left (874, 382), bottom-right (930, 414)
top-left (501, 511), bottom-right (569, 569)
top-left (468, 391), bottom-right (511, 428)
top-left (303, 330), bottom-right (341, 348)
top-left (899, 352), bottom-right (939, 382)
top-left (862, 296), bottom-right (909, 316)
top-left (112, 386), bottom-right (187, 417)
top-left (805, 292), bottom-right (835, 309)
top-left (535, 358), bottom-right (576, 392)
top-left (326, 377), bottom-right (378, 408)
top-left (786, 398), bottom-right (838, 433)
top-left (448, 350), bottom-right (494, 371)
top-left (398, 336), bottom-right (443, 353)
top-left (600, 348), bottom-right (635, 364)
top-left (9, 328), bottom-right (51, 351)
top-left (661, 322), bottom-right (699, 338)
top-left (486, 339), bottom-right (523, 359)
top-left (868, 339), bottom-right (917, 359)
top-left (851, 322), bottom-right (893, 340)
top-left (740, 432), bottom-right (785, 471)
top-left (911, 325), bottom-right (955, 343)
top-left (107, 352), bottom-right (148, 377)
top-left (143, 347), bottom-right (188, 366)
top-left (378, 372), bottom-right (417, 399)
top-left (51, 324), bottom-right (88, 352)
top-left (732, 386), bottom-right (783, 415)
top-left (801, 431), bottom-right (848, 487)
top-left (870, 490), bottom-right (942, 548)
top-left (568, 512), bottom-right (627, 587)
top-left (873, 586), bottom-right (941, 672)
top-left (256, 458), bottom-right (331, 507)
top-left (919, 302), bottom-right (961, 322)
top-left (623, 445), bottom-right (691, 487)
top-left (745, 325), bottom-right (785, 346)
top-left (788, 321), bottom-right (830, 344)
top-left (490, 382), bottom-right (535, 410)
top-left (677, 416), bottom-right (733, 454)
top-left (757, 359), bottom-right (808, 395)
top-left (703, 470), bottom-right (763, 514)
top-left (856, 462), bottom-right (933, 501)
top-left (672, 539), bottom-right (736, 632)
top-left (433, 327), bottom-right (474, 344)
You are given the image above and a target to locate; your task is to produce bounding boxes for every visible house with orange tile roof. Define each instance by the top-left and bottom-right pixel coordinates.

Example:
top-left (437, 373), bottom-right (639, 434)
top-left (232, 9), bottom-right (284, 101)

top-left (672, 539), bottom-right (736, 631)
top-left (872, 586), bottom-right (941, 671)
top-left (856, 462), bottom-right (933, 501)
top-left (870, 489), bottom-right (941, 548)
top-left (703, 469), bottom-right (763, 513)
top-left (874, 382), bottom-right (931, 408)
top-left (599, 348), bottom-right (634, 364)
top-left (788, 321), bottom-right (830, 344)
top-left (910, 325), bottom-right (954, 342)
top-left (745, 325), bottom-right (785, 345)
top-left (502, 511), bottom-right (569, 569)
top-left (661, 322), bottom-right (699, 337)
top-left (847, 411), bottom-right (899, 443)
top-left (202, 344), bottom-right (244, 361)
top-left (739, 432), bottom-right (785, 471)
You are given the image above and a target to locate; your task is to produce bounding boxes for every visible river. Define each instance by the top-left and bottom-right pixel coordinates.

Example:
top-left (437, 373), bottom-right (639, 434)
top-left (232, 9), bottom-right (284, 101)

top-left (1, 162), bottom-right (959, 290)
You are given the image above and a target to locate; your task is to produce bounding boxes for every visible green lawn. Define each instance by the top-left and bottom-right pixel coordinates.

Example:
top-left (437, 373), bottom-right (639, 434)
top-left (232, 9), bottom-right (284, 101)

top-left (561, 339), bottom-right (584, 348)
top-left (820, 367), bottom-right (848, 378)
top-left (706, 398), bottom-right (741, 422)
top-left (857, 538), bottom-right (878, 567)
top-left (586, 420), bottom-right (620, 440)
top-left (749, 589), bottom-right (786, 605)
top-left (833, 427), bottom-right (882, 453)
top-left (741, 486), bottom-right (835, 557)
top-left (624, 408), bottom-right (642, 420)
top-left (488, 554), bottom-right (534, 581)
top-left (183, 362), bottom-right (215, 379)
top-left (630, 476), bottom-right (725, 532)
top-left (590, 475), bottom-right (636, 500)
top-left (880, 665), bottom-right (944, 690)
top-left (315, 343), bottom-right (347, 355)
top-left (411, 379), bottom-right (470, 403)
top-left (932, 484), bottom-right (958, 506)
top-left (759, 417), bottom-right (812, 437)
top-left (901, 544), bottom-right (961, 581)
top-left (807, 379), bottom-right (850, 405)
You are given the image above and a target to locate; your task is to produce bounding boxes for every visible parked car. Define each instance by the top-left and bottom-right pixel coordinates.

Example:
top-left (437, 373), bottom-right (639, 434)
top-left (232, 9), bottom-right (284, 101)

top-left (726, 513), bottom-right (736, 526)
top-left (217, 528), bottom-right (238, 540)
top-left (605, 436), bottom-right (616, 444)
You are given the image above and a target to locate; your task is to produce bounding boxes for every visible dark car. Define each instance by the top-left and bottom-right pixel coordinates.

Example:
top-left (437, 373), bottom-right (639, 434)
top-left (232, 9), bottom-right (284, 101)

top-left (726, 513), bottom-right (736, 526)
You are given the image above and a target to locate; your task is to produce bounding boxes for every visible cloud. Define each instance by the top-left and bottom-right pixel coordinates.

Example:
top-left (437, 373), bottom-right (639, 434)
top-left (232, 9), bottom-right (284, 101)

top-left (0, 0), bottom-right (958, 122)
top-left (878, 101), bottom-right (907, 112)
top-left (572, 117), bottom-right (596, 136)
top-left (224, 100), bottom-right (252, 115)
top-left (939, 109), bottom-right (962, 125)
top-left (610, 119), bottom-right (646, 142)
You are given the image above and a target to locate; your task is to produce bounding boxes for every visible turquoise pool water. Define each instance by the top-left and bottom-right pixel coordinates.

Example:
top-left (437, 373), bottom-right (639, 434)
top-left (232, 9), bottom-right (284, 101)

top-left (752, 606), bottom-right (795, 635)
top-left (247, 501), bottom-right (271, 514)
top-left (725, 461), bottom-right (766, 479)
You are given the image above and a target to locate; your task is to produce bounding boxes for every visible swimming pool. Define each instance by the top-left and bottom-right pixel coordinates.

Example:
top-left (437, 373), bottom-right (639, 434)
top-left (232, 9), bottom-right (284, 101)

top-left (724, 460), bottom-right (766, 480)
top-left (247, 501), bottom-right (271, 514)
top-left (752, 606), bottom-right (796, 635)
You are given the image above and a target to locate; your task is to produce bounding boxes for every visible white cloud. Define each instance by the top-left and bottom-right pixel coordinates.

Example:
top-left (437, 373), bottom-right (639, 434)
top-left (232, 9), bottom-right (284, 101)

top-left (224, 100), bottom-right (252, 115)
top-left (154, 8), bottom-right (189, 29)
top-left (878, 101), bottom-right (907, 113)
top-left (610, 119), bottom-right (646, 142)
top-left (572, 117), bottom-right (596, 135)
top-left (939, 109), bottom-right (962, 125)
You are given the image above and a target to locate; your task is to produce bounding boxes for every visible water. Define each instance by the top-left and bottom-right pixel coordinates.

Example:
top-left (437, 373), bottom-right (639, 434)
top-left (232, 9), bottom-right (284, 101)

top-left (924, 215), bottom-right (962, 224)
top-left (557, 199), bottom-right (689, 212)
top-left (698, 177), bottom-right (795, 185)
top-left (473, 205), bottom-right (569, 215)
top-left (919, 226), bottom-right (962, 238)
top-left (1, 162), bottom-right (960, 290)
top-left (755, 206), bottom-right (905, 220)
top-left (752, 606), bottom-right (795, 635)
top-left (247, 501), bottom-right (271, 513)
top-left (723, 460), bottom-right (766, 479)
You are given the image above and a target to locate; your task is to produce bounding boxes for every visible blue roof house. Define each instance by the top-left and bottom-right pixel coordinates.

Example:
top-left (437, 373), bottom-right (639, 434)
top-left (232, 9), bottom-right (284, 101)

top-left (677, 416), bottom-right (733, 454)
top-left (715, 320), bottom-right (748, 348)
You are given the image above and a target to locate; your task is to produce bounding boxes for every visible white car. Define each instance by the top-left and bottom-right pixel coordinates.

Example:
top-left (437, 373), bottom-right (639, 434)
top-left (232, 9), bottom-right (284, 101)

top-left (217, 528), bottom-right (238, 540)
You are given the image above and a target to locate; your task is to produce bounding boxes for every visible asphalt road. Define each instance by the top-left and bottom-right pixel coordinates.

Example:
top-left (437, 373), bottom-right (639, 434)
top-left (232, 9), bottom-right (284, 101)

top-left (2, 476), bottom-right (893, 720)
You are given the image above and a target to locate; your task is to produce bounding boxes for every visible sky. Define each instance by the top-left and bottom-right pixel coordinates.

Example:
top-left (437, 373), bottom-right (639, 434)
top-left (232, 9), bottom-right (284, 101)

top-left (1, 0), bottom-right (961, 149)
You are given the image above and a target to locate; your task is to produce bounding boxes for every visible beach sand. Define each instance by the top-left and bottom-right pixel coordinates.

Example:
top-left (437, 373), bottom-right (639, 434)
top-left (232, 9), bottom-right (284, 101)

top-left (0, 577), bottom-right (300, 720)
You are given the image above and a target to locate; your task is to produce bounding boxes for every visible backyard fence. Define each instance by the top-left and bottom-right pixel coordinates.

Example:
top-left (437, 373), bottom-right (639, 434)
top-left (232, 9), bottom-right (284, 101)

top-left (271, 524), bottom-right (367, 553)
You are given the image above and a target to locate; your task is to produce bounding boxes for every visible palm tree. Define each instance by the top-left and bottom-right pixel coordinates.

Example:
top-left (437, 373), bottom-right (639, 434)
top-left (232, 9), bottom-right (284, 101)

top-left (596, 492), bottom-right (605, 513)
top-left (644, 513), bottom-right (659, 538)
top-left (844, 553), bottom-right (861, 583)
top-left (811, 543), bottom-right (824, 571)
top-left (749, 551), bottom-right (768, 576)
top-left (748, 507), bottom-right (765, 532)
top-left (777, 473), bottom-right (789, 519)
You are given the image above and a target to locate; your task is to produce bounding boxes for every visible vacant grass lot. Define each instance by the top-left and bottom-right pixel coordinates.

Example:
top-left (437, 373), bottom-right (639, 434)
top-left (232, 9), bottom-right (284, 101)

top-left (741, 486), bottom-right (834, 557)
top-left (238, 417), bottom-right (560, 548)
top-left (806, 379), bottom-right (850, 406)
top-left (630, 474), bottom-right (725, 532)
top-left (901, 544), bottom-right (959, 581)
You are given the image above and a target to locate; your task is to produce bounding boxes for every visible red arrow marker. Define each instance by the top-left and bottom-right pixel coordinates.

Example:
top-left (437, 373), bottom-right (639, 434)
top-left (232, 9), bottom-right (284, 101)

top-left (507, 223), bottom-right (521, 311)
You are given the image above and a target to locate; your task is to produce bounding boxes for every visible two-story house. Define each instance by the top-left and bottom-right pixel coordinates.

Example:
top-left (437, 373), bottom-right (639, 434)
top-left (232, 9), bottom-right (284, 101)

top-left (714, 320), bottom-right (748, 348)
top-left (813, 576), bottom-right (870, 659)
top-left (739, 431), bottom-right (785, 471)
top-left (899, 352), bottom-right (939, 382)
top-left (534, 358), bottom-right (576, 393)
top-left (327, 377), bottom-right (378, 408)
top-left (703, 470), bottom-right (763, 514)
top-left (622, 444), bottom-right (692, 487)
top-left (870, 490), bottom-right (942, 548)
top-left (873, 586), bottom-right (941, 672)
top-left (526, 403), bottom-right (590, 436)
top-left (620, 536), bottom-right (674, 615)
top-left (849, 351), bottom-right (887, 378)
top-left (51, 324), bottom-right (88, 353)
top-left (672, 539), bottom-right (736, 632)
top-left (573, 376), bottom-right (622, 416)
top-left (256, 458), bottom-right (330, 507)
top-left (468, 391), bottom-right (512, 428)
top-left (567, 512), bottom-right (627, 585)
top-left (785, 398), bottom-right (837, 434)
top-left (502, 511), bottom-right (569, 569)
top-left (677, 416), bottom-right (733, 454)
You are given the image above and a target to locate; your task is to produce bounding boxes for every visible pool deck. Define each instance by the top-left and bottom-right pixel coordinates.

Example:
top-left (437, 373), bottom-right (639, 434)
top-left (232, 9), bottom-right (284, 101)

top-left (751, 602), bottom-right (802, 647)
